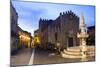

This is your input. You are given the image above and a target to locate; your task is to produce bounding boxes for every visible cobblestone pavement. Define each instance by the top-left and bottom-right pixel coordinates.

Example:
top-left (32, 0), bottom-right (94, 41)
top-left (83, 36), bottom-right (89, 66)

top-left (10, 47), bottom-right (95, 66)
top-left (33, 47), bottom-right (95, 65)
top-left (10, 48), bottom-right (33, 66)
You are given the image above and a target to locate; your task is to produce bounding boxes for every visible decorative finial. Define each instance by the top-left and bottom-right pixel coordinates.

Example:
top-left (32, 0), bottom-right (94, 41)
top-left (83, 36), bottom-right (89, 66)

top-left (80, 13), bottom-right (86, 33)
top-left (81, 13), bottom-right (85, 25)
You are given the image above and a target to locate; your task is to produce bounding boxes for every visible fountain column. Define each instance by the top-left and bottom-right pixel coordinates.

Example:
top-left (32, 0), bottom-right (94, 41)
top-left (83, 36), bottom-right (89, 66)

top-left (77, 14), bottom-right (89, 59)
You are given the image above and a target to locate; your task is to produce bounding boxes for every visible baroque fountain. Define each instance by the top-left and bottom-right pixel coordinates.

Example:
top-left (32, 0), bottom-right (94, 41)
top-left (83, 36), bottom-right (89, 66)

top-left (61, 14), bottom-right (95, 61)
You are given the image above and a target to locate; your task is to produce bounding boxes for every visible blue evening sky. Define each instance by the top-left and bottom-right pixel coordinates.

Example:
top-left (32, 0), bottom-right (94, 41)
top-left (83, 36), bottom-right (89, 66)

top-left (12, 0), bottom-right (95, 36)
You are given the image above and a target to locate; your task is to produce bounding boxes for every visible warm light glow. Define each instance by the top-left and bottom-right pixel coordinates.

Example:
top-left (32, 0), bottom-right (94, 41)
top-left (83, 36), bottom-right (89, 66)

top-left (19, 35), bottom-right (30, 40)
top-left (18, 31), bottom-right (31, 48)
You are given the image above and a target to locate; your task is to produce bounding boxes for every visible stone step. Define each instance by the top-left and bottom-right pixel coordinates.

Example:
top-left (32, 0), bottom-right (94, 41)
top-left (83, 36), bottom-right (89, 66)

top-left (61, 51), bottom-right (95, 59)
top-left (61, 46), bottom-right (95, 59)
top-left (63, 49), bottom-right (95, 56)
top-left (87, 51), bottom-right (95, 56)
top-left (66, 46), bottom-right (95, 52)
top-left (87, 48), bottom-right (95, 51)
top-left (61, 52), bottom-right (82, 59)
top-left (67, 48), bottom-right (81, 52)
top-left (63, 49), bottom-right (81, 56)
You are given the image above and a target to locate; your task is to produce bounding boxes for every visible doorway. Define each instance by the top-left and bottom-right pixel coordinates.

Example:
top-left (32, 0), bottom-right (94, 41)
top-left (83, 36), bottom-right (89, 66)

top-left (68, 37), bottom-right (73, 47)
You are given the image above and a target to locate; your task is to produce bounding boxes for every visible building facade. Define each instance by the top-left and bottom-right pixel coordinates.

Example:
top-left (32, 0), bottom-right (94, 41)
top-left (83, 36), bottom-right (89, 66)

top-left (18, 27), bottom-right (32, 48)
top-left (87, 26), bottom-right (95, 45)
top-left (39, 10), bottom-right (79, 49)
top-left (11, 3), bottom-right (19, 54)
top-left (34, 29), bottom-right (41, 47)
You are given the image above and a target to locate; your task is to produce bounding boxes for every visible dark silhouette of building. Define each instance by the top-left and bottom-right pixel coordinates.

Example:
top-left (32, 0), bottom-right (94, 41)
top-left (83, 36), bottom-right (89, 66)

top-left (87, 26), bottom-right (95, 45)
top-left (11, 3), bottom-right (19, 54)
top-left (39, 10), bottom-right (79, 50)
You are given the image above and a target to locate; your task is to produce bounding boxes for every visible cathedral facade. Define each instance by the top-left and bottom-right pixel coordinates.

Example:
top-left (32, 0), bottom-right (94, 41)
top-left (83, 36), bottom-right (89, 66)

top-left (39, 11), bottom-right (79, 49)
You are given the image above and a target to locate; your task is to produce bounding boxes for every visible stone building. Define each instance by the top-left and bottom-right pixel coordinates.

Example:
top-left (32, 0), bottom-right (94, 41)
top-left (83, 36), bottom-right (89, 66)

top-left (87, 26), bottom-right (95, 45)
top-left (11, 3), bottom-right (18, 34)
top-left (34, 29), bottom-right (41, 47)
top-left (18, 26), bottom-right (32, 48)
top-left (11, 3), bottom-right (19, 54)
top-left (39, 10), bottom-right (79, 49)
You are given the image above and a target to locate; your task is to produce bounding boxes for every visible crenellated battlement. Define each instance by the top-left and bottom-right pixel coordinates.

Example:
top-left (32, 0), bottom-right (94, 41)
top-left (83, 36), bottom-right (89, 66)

top-left (39, 18), bottom-right (53, 30)
top-left (59, 10), bottom-right (79, 19)
top-left (39, 18), bottom-right (50, 22)
top-left (39, 10), bottom-right (79, 28)
top-left (39, 18), bottom-right (53, 25)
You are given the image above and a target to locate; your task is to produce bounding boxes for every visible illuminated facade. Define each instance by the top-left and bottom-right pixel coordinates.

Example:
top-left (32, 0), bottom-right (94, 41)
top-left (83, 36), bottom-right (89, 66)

top-left (18, 27), bottom-right (32, 48)
top-left (11, 4), bottom-right (32, 49)
top-left (34, 29), bottom-right (41, 47)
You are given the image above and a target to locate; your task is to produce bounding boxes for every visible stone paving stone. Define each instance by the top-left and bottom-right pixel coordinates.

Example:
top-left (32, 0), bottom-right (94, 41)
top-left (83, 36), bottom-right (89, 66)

top-left (11, 48), bottom-right (32, 66)
top-left (33, 47), bottom-right (95, 65)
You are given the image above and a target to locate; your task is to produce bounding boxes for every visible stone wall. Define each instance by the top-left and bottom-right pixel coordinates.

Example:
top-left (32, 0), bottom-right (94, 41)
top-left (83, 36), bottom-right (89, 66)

top-left (39, 10), bottom-right (79, 49)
